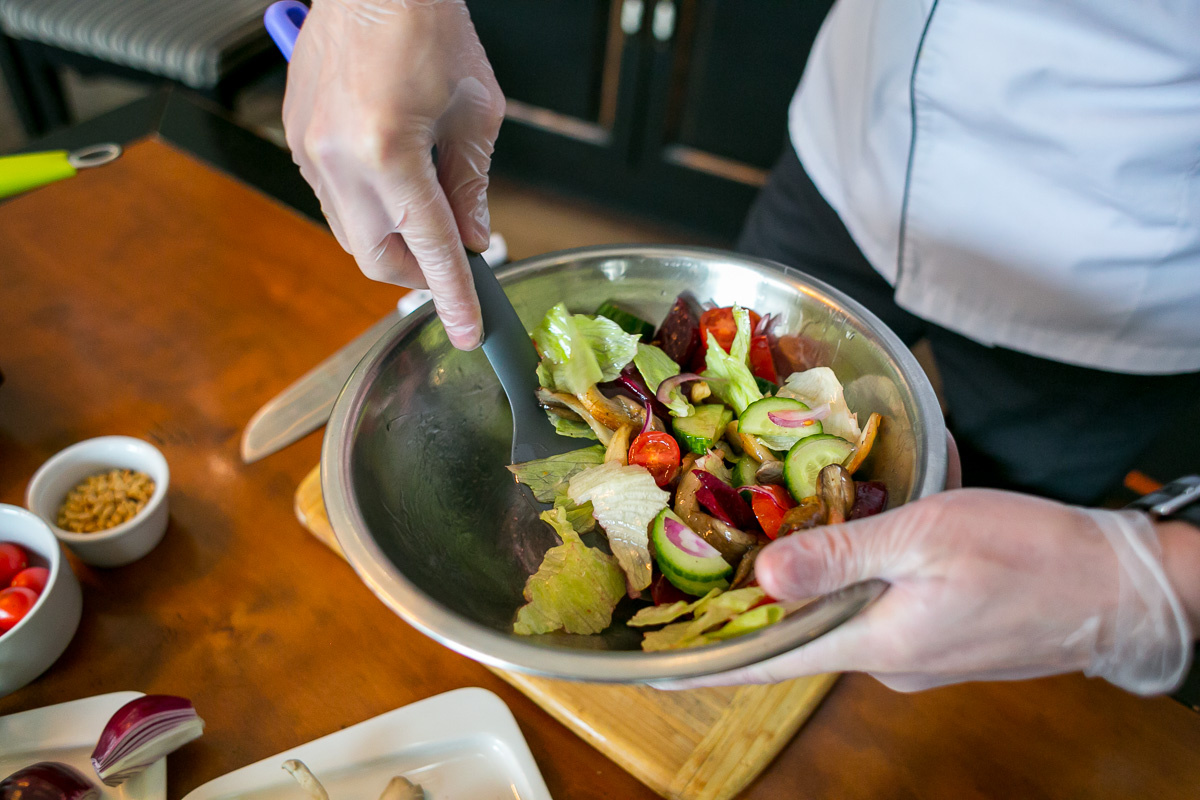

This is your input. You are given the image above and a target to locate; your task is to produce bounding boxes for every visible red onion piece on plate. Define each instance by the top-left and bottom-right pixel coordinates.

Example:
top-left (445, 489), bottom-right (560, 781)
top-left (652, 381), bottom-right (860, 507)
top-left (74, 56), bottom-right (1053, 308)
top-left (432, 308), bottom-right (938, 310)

top-left (91, 695), bottom-right (205, 787)
top-left (0, 763), bottom-right (99, 800)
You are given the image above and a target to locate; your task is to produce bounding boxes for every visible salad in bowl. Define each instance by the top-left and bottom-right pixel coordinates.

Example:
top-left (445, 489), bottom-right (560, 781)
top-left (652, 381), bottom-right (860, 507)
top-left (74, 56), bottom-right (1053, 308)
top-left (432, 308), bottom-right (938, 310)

top-left (509, 293), bottom-right (887, 650)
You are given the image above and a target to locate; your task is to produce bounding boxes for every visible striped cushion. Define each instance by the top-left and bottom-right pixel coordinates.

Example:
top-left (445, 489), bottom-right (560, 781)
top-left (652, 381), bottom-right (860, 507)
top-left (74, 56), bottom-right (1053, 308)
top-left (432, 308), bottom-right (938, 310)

top-left (0, 0), bottom-right (275, 89)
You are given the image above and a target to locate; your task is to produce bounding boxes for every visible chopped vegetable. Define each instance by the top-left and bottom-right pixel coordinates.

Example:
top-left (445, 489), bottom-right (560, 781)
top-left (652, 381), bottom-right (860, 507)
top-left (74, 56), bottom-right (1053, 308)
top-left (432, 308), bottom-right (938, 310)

top-left (784, 434), bottom-right (855, 501)
top-left (673, 404), bottom-right (732, 455)
top-left (693, 470), bottom-right (756, 531)
top-left (628, 431), bottom-right (681, 487)
top-left (91, 695), bottom-right (205, 786)
top-left (595, 301), bottom-right (655, 340)
top-left (701, 307), bottom-right (763, 414)
top-left (545, 410), bottom-right (599, 440)
top-left (850, 481), bottom-right (889, 519)
top-left (844, 412), bottom-right (882, 474)
top-left (748, 335), bottom-right (778, 383)
top-left (282, 761), bottom-right (329, 800)
top-left (654, 294), bottom-right (703, 366)
top-left (707, 603), bottom-right (784, 641)
top-left (777, 367), bottom-right (861, 441)
top-left (698, 307), bottom-right (761, 357)
top-left (532, 303), bottom-right (639, 395)
top-left (650, 510), bottom-right (733, 597)
top-left (741, 484), bottom-right (796, 539)
top-left (514, 507), bottom-right (626, 635)
top-left (635, 344), bottom-right (693, 417)
top-left (628, 588), bottom-right (722, 627)
top-left (568, 462), bottom-right (668, 592)
top-left (507, 445), bottom-right (606, 503)
top-left (377, 776), bottom-right (424, 800)
top-left (640, 587), bottom-right (767, 650)
top-left (0, 763), bottom-right (99, 800)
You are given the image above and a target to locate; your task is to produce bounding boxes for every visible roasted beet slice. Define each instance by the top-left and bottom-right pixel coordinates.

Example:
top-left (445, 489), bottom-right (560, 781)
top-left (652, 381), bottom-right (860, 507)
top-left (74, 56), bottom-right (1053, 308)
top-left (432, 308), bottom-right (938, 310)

top-left (849, 481), bottom-right (889, 519)
top-left (654, 293), bottom-right (703, 367)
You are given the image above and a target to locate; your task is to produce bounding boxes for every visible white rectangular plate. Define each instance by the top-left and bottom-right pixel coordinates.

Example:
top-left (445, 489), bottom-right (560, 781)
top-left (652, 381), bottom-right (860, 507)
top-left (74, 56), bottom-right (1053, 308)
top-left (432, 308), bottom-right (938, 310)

top-left (0, 691), bottom-right (165, 800)
top-left (182, 688), bottom-right (552, 800)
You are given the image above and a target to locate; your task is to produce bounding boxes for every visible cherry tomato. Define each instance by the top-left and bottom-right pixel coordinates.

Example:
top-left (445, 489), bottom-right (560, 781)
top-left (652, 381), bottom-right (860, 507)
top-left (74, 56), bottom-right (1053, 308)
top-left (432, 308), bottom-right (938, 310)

top-left (0, 543), bottom-right (29, 587)
top-left (0, 586), bottom-right (38, 633)
top-left (11, 566), bottom-right (49, 594)
top-left (698, 307), bottom-right (762, 356)
top-left (747, 485), bottom-right (796, 539)
top-left (748, 335), bottom-right (778, 383)
top-left (628, 431), bottom-right (681, 487)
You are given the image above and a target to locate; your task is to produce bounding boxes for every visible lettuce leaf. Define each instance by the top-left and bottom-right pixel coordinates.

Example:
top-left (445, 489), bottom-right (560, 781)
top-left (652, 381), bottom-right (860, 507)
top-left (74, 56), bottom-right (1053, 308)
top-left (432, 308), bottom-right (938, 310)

top-left (532, 303), bottom-right (639, 396)
top-left (555, 496), bottom-right (596, 534)
top-left (568, 462), bottom-right (669, 592)
top-left (777, 367), bottom-right (861, 441)
top-left (513, 507), bottom-right (626, 635)
top-left (507, 444), bottom-right (606, 503)
top-left (545, 410), bottom-right (599, 441)
top-left (701, 306), bottom-right (762, 414)
top-left (634, 343), bottom-right (693, 417)
top-left (627, 589), bottom-right (721, 627)
top-left (707, 603), bottom-right (784, 641)
top-left (640, 587), bottom-right (767, 651)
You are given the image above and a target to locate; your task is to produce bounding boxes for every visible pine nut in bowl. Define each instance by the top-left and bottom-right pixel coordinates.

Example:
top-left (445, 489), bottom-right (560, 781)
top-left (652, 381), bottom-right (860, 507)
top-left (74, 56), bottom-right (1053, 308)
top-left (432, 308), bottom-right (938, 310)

top-left (26, 436), bottom-right (170, 568)
top-left (0, 504), bottom-right (83, 698)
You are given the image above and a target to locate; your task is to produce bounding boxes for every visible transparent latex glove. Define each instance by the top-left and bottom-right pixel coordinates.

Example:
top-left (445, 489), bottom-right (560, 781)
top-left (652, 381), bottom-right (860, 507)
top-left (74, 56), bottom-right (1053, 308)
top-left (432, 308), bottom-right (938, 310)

top-left (660, 489), bottom-right (1192, 695)
top-left (284, 0), bottom-right (505, 349)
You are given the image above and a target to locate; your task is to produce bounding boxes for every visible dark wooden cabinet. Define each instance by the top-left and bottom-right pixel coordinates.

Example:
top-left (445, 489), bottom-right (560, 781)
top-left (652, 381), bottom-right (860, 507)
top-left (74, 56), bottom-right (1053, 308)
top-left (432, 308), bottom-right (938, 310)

top-left (468, 0), bottom-right (834, 240)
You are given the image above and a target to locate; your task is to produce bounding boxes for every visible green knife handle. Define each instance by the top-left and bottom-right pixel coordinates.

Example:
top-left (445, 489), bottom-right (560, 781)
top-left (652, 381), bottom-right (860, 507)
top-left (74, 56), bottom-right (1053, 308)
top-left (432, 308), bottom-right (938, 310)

top-left (0, 151), bottom-right (77, 199)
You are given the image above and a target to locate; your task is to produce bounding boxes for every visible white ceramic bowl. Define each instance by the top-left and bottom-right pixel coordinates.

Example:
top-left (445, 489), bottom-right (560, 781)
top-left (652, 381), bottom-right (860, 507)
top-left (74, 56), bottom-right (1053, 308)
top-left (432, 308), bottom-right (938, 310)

top-left (26, 436), bottom-right (170, 568)
top-left (0, 504), bottom-right (83, 698)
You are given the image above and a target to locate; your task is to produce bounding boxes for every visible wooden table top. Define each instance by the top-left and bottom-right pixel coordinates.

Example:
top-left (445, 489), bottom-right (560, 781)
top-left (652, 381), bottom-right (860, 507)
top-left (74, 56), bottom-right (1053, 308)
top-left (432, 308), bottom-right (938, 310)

top-left (2, 138), bottom-right (1199, 800)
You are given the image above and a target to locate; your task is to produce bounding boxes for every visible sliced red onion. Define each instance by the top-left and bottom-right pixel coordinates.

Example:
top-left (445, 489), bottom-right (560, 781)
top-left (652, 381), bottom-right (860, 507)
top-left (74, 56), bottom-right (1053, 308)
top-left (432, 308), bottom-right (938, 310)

top-left (91, 695), bottom-right (205, 787)
top-left (1, 763), bottom-right (99, 800)
top-left (655, 373), bottom-right (704, 404)
top-left (739, 484), bottom-right (793, 506)
top-left (753, 312), bottom-right (775, 337)
top-left (767, 403), bottom-right (830, 428)
top-left (664, 516), bottom-right (723, 559)
top-left (639, 399), bottom-right (653, 437)
top-left (693, 470), bottom-right (757, 530)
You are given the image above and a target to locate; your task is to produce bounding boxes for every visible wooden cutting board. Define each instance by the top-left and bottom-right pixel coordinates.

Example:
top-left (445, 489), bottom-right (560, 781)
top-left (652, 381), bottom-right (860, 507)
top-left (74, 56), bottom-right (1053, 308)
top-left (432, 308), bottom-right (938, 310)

top-left (295, 466), bottom-right (837, 800)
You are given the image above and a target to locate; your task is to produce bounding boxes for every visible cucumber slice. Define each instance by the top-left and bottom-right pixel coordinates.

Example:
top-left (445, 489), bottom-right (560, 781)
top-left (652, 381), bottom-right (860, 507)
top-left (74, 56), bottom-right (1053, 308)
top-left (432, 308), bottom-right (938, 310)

top-left (738, 397), bottom-right (824, 439)
top-left (651, 509), bottom-right (732, 596)
top-left (784, 434), bottom-right (855, 500)
top-left (673, 404), bottom-right (730, 455)
top-left (732, 455), bottom-right (758, 489)
top-left (595, 301), bottom-right (655, 340)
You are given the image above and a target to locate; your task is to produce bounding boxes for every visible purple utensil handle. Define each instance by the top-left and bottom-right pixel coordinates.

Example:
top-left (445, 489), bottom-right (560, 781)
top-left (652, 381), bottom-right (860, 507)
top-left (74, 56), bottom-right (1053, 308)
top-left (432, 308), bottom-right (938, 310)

top-left (264, 0), bottom-right (307, 61)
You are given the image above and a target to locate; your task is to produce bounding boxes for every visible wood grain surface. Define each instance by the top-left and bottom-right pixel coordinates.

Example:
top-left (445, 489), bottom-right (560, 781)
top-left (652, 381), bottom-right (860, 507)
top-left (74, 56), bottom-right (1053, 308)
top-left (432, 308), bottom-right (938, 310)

top-left (295, 466), bottom-right (838, 800)
top-left (2, 138), bottom-right (1200, 800)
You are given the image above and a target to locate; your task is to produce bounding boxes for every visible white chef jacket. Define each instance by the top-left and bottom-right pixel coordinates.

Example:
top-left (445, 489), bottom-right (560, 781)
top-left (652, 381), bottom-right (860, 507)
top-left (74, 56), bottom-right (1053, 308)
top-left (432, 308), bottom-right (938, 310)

top-left (789, 0), bottom-right (1200, 374)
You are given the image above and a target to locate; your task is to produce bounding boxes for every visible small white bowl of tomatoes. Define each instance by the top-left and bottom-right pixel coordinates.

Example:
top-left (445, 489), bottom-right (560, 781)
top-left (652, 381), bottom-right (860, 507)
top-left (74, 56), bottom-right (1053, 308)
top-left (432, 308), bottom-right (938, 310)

top-left (0, 503), bottom-right (83, 698)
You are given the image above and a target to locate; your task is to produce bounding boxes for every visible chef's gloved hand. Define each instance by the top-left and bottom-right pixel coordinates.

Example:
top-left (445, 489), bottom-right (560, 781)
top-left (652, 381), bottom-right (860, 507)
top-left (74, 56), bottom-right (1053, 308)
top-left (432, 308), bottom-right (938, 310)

top-left (660, 489), bottom-right (1193, 695)
top-left (284, 0), bottom-right (504, 350)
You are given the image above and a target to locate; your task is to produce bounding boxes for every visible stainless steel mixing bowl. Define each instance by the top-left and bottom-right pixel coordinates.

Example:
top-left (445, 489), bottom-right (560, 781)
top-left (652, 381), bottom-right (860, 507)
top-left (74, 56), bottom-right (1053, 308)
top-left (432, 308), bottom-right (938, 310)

top-left (323, 245), bottom-right (946, 682)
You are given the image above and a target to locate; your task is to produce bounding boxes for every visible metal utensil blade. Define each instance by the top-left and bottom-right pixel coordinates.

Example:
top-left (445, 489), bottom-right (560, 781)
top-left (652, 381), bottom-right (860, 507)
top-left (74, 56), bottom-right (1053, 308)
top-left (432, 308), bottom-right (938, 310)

top-left (240, 309), bottom-right (402, 463)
